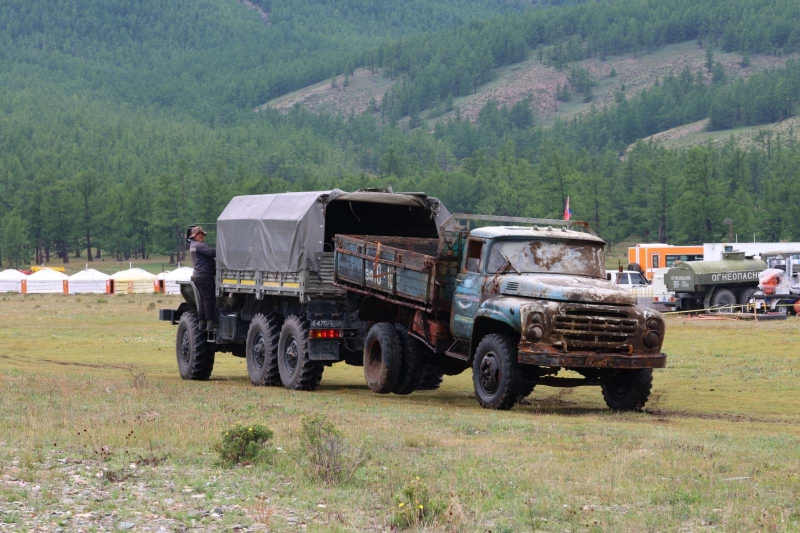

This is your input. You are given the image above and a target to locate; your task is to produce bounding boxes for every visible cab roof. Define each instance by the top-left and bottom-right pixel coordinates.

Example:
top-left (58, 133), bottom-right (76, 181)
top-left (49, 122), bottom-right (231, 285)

top-left (469, 225), bottom-right (606, 244)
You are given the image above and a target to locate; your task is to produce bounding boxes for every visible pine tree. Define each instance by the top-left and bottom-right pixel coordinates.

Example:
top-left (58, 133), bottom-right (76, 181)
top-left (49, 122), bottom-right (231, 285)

top-left (705, 45), bottom-right (714, 73)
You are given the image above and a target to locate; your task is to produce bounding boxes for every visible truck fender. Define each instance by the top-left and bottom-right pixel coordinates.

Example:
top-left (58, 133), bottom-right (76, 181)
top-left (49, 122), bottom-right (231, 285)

top-left (179, 281), bottom-right (200, 313)
top-left (703, 287), bottom-right (715, 311)
top-left (469, 308), bottom-right (521, 362)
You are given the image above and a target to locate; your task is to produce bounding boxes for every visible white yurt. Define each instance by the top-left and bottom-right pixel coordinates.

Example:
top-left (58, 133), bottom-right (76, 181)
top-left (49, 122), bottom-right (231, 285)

top-left (164, 267), bottom-right (193, 294)
top-left (25, 268), bottom-right (69, 294)
top-left (110, 268), bottom-right (157, 294)
top-left (69, 268), bottom-right (112, 294)
top-left (0, 269), bottom-right (27, 293)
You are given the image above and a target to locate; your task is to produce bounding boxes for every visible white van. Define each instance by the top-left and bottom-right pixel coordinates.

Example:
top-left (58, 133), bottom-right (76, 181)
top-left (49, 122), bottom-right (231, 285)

top-left (606, 270), bottom-right (648, 290)
top-left (606, 269), bottom-right (677, 308)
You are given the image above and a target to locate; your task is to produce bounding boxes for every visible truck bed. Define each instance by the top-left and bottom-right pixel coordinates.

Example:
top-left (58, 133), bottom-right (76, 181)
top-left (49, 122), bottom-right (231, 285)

top-left (334, 235), bottom-right (459, 314)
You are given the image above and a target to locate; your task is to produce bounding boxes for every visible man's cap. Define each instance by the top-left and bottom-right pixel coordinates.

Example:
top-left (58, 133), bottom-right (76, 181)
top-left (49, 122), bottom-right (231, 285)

top-left (189, 226), bottom-right (207, 238)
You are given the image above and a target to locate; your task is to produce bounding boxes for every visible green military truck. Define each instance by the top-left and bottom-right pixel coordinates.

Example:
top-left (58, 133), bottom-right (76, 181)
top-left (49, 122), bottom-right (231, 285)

top-left (665, 251), bottom-right (766, 311)
top-left (160, 190), bottom-right (667, 411)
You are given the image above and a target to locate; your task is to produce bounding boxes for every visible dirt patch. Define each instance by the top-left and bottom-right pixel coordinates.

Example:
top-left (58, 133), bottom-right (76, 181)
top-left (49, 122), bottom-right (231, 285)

top-left (451, 42), bottom-right (795, 124)
top-left (644, 408), bottom-right (788, 425)
top-left (239, 0), bottom-right (270, 26)
top-left (259, 68), bottom-right (394, 116)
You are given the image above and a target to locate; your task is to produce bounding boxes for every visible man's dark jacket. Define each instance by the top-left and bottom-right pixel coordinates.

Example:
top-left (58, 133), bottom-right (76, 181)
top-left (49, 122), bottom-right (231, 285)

top-left (190, 241), bottom-right (216, 277)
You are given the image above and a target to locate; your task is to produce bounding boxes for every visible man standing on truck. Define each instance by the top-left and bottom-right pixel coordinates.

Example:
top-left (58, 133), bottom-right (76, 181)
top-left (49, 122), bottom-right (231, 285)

top-left (189, 226), bottom-right (217, 332)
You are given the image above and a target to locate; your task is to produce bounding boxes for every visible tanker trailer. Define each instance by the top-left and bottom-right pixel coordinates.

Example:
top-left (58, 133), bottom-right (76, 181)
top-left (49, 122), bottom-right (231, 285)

top-left (665, 251), bottom-right (766, 311)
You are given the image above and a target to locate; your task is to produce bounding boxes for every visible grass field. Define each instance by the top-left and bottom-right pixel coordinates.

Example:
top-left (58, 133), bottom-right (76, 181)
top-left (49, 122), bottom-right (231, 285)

top-left (1, 294), bottom-right (799, 532)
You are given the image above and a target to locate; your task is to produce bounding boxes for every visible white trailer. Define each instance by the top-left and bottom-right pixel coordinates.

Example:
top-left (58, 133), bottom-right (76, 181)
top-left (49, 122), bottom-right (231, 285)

top-left (703, 242), bottom-right (800, 261)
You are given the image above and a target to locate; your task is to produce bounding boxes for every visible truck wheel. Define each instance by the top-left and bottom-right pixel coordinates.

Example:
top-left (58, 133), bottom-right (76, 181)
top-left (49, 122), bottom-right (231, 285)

top-left (472, 334), bottom-right (521, 410)
top-left (416, 364), bottom-right (444, 391)
top-left (518, 378), bottom-right (536, 400)
top-left (278, 315), bottom-right (324, 391)
top-left (738, 287), bottom-right (758, 306)
top-left (246, 313), bottom-right (283, 386)
top-left (601, 369), bottom-right (653, 411)
top-left (711, 289), bottom-right (737, 312)
top-left (393, 325), bottom-right (425, 395)
top-left (176, 312), bottom-right (215, 380)
top-left (363, 322), bottom-right (402, 394)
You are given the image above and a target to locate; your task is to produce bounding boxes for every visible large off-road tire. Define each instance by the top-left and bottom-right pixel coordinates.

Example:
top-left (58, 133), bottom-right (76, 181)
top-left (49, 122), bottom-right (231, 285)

top-left (738, 287), bottom-right (758, 306)
top-left (711, 288), bottom-right (737, 312)
top-left (363, 322), bottom-right (402, 394)
top-left (518, 378), bottom-right (536, 400)
top-left (601, 369), bottom-right (653, 411)
top-left (416, 364), bottom-right (445, 391)
top-left (393, 325), bottom-right (426, 395)
top-left (176, 311), bottom-right (215, 380)
top-left (277, 315), bottom-right (324, 391)
top-left (246, 313), bottom-right (283, 386)
top-left (472, 334), bottom-right (521, 410)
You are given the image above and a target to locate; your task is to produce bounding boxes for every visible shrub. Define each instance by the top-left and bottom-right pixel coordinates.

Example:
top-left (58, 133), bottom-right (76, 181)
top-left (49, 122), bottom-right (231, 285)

top-left (391, 477), bottom-right (446, 529)
top-left (298, 415), bottom-right (368, 484)
top-left (215, 423), bottom-right (274, 467)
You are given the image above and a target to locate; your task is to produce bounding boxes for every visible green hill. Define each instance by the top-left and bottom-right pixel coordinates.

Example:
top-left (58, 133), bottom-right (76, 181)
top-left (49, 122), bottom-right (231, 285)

top-left (3, 0), bottom-right (800, 268)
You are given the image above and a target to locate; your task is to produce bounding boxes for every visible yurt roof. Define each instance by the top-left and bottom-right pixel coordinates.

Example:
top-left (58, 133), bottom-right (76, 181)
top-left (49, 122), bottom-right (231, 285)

top-left (165, 267), bottom-right (194, 281)
top-left (69, 268), bottom-right (111, 281)
top-left (110, 268), bottom-right (157, 281)
top-left (27, 268), bottom-right (69, 280)
top-left (0, 269), bottom-right (27, 280)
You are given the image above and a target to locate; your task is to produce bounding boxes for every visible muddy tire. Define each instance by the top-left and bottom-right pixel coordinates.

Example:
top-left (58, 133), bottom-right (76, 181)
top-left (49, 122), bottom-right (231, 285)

top-left (278, 315), bottom-right (324, 391)
top-left (416, 364), bottom-right (445, 391)
top-left (363, 322), bottom-right (402, 394)
top-left (176, 312), bottom-right (215, 380)
top-left (393, 325), bottom-right (426, 395)
top-left (518, 378), bottom-right (536, 400)
top-left (711, 288), bottom-right (737, 311)
top-left (738, 287), bottom-right (758, 306)
top-left (246, 313), bottom-right (283, 386)
top-left (601, 369), bottom-right (653, 411)
top-left (472, 334), bottom-right (521, 410)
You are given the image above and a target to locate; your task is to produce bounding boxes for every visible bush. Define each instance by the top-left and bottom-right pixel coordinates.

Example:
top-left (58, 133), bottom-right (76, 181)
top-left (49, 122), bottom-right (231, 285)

top-left (215, 423), bottom-right (274, 467)
top-left (391, 477), bottom-right (446, 529)
top-left (298, 415), bottom-right (368, 484)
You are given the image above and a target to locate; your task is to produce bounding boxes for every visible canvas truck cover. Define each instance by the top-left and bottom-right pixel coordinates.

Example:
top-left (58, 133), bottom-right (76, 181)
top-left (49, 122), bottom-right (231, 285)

top-left (217, 190), bottom-right (449, 273)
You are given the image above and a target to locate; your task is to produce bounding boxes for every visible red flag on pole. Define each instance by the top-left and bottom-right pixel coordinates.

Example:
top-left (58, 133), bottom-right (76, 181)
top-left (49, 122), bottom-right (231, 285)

top-left (564, 196), bottom-right (572, 221)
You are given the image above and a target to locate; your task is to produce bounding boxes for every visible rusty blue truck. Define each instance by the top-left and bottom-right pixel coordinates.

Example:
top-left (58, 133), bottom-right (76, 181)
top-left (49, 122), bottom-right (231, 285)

top-left (160, 191), bottom-right (667, 411)
top-left (335, 213), bottom-right (667, 410)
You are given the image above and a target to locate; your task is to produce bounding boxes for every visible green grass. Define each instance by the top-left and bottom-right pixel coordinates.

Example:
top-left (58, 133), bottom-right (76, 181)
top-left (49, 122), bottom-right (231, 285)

top-left (1, 294), bottom-right (799, 531)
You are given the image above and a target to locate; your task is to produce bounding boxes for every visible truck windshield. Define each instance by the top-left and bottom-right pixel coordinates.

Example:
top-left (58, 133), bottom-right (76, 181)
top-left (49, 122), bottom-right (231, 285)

top-left (487, 239), bottom-right (605, 277)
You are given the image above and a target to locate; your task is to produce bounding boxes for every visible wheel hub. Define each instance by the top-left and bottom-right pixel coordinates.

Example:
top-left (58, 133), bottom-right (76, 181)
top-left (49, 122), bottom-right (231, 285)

top-left (180, 330), bottom-right (191, 363)
top-left (284, 337), bottom-right (299, 375)
top-left (478, 351), bottom-right (500, 394)
top-left (252, 333), bottom-right (266, 369)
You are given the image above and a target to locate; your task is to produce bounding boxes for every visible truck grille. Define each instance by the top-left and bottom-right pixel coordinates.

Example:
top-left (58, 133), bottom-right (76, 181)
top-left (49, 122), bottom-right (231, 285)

top-left (553, 309), bottom-right (638, 350)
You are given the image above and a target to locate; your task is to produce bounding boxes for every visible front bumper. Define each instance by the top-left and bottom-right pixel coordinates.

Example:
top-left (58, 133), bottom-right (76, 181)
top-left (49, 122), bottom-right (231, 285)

top-left (518, 343), bottom-right (666, 369)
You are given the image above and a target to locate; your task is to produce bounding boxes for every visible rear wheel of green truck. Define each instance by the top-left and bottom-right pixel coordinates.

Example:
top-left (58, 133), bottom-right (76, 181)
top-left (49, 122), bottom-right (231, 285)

top-left (393, 325), bottom-right (426, 395)
top-left (472, 334), bottom-right (521, 410)
top-left (176, 311), bottom-right (215, 380)
top-left (246, 313), bottom-right (283, 386)
top-left (278, 315), bottom-right (324, 391)
top-left (601, 369), bottom-right (653, 411)
top-left (363, 322), bottom-right (402, 394)
top-left (711, 289), bottom-right (737, 312)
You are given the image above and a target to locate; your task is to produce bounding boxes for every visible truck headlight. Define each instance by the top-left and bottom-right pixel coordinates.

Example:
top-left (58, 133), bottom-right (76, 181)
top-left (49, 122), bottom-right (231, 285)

top-left (643, 330), bottom-right (661, 349)
top-left (526, 324), bottom-right (544, 342)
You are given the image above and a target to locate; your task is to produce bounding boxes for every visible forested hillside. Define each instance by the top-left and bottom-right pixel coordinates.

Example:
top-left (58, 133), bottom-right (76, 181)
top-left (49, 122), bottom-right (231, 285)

top-left (2, 0), bottom-right (800, 268)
